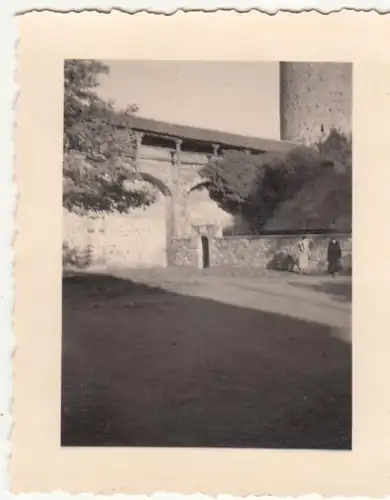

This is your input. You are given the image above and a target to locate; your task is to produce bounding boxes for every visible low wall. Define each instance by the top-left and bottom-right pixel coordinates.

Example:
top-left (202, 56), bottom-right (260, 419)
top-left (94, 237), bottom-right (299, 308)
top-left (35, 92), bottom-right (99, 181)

top-left (63, 203), bottom-right (168, 269)
top-left (170, 232), bottom-right (352, 274)
top-left (168, 238), bottom-right (200, 268)
top-left (64, 205), bottom-right (352, 275)
top-left (210, 233), bottom-right (352, 273)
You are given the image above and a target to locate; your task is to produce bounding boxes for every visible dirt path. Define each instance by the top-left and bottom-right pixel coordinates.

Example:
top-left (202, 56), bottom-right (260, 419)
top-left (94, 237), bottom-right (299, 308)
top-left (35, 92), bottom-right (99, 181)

top-left (110, 268), bottom-right (351, 340)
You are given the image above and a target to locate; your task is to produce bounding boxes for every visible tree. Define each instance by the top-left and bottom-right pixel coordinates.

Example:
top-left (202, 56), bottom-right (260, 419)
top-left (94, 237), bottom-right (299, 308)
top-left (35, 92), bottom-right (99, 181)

top-left (315, 128), bottom-right (352, 173)
top-left (245, 145), bottom-right (323, 230)
top-left (200, 146), bottom-right (321, 231)
top-left (200, 129), bottom-right (352, 233)
top-left (264, 130), bottom-right (352, 231)
top-left (264, 170), bottom-right (352, 232)
top-left (200, 150), bottom-right (260, 214)
top-left (63, 59), bottom-right (154, 214)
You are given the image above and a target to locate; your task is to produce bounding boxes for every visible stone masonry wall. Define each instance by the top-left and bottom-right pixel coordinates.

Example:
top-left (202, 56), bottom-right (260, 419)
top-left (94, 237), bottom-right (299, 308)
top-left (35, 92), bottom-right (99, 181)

top-left (168, 238), bottom-right (200, 268)
top-left (280, 62), bottom-right (352, 144)
top-left (63, 143), bottom-right (237, 270)
top-left (63, 188), bottom-right (168, 269)
top-left (210, 233), bottom-right (352, 273)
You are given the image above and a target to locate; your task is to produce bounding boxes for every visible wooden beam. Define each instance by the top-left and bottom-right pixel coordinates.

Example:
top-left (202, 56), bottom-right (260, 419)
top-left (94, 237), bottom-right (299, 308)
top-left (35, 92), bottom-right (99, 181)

top-left (171, 139), bottom-right (183, 237)
top-left (212, 144), bottom-right (220, 159)
top-left (134, 131), bottom-right (144, 170)
top-left (175, 138), bottom-right (182, 167)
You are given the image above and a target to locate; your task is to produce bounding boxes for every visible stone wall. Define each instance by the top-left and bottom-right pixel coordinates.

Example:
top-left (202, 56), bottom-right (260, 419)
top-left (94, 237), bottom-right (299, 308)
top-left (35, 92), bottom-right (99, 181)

top-left (168, 238), bottom-right (200, 268)
top-left (62, 191), bottom-right (233, 270)
top-left (137, 144), bottom-right (237, 239)
top-left (168, 233), bottom-right (352, 274)
top-left (63, 187), bottom-right (168, 269)
top-left (65, 202), bottom-right (352, 275)
top-left (63, 142), bottom-right (236, 270)
top-left (280, 62), bottom-right (352, 144)
top-left (210, 233), bottom-right (352, 273)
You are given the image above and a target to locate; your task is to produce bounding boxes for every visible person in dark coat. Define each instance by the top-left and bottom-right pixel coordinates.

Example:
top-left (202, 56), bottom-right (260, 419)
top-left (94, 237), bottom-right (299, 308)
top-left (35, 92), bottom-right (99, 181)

top-left (327, 237), bottom-right (342, 277)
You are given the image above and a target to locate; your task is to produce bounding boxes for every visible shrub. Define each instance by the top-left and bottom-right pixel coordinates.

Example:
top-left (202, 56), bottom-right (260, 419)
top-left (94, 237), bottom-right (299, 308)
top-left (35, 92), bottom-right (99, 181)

top-left (200, 128), bottom-right (352, 233)
top-left (63, 241), bottom-right (93, 269)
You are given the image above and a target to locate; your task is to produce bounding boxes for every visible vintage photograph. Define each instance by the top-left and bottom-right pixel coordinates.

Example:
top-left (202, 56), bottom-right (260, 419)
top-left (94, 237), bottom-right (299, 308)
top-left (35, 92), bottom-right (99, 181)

top-left (61, 60), bottom-right (352, 450)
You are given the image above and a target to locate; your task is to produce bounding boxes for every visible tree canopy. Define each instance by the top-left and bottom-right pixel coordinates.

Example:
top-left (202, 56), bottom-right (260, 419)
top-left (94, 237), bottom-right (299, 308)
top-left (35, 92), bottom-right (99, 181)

top-left (201, 150), bottom-right (260, 213)
top-left (264, 169), bottom-right (352, 232)
top-left (63, 59), bottom-right (154, 214)
top-left (200, 129), bottom-right (352, 233)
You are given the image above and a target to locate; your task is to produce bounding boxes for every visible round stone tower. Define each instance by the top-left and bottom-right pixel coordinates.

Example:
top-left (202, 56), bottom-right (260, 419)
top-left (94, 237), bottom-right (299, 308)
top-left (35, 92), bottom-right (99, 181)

top-left (280, 62), bottom-right (352, 144)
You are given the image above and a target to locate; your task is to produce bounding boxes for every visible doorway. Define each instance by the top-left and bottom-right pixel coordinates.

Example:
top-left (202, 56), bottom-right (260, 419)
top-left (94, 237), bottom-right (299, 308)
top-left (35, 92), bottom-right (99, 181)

top-left (201, 236), bottom-right (210, 269)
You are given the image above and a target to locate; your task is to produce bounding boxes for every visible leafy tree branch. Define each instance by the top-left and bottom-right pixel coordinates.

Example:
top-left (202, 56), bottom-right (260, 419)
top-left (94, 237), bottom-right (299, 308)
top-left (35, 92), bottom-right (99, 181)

top-left (63, 59), bottom-right (154, 215)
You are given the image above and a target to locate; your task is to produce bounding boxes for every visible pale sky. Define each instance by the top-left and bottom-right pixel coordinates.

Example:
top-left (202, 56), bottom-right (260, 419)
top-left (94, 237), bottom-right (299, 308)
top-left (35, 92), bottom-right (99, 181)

top-left (97, 61), bottom-right (281, 140)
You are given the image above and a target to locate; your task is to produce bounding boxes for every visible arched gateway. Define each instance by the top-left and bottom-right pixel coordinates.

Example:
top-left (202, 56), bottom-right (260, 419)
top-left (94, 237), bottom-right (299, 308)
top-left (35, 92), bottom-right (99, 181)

top-left (127, 116), bottom-right (296, 268)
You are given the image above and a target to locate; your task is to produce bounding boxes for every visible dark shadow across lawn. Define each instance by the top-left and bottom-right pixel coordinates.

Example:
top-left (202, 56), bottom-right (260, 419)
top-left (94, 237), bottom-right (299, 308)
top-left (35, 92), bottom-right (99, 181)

top-left (61, 272), bottom-right (351, 450)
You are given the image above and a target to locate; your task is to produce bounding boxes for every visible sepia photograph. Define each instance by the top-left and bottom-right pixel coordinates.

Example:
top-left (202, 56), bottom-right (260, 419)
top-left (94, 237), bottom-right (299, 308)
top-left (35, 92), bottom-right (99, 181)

top-left (61, 60), bottom-right (352, 450)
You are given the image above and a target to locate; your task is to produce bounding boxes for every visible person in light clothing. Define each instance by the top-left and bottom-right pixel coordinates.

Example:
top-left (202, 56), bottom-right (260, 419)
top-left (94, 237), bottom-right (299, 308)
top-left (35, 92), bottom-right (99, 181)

top-left (295, 236), bottom-right (311, 274)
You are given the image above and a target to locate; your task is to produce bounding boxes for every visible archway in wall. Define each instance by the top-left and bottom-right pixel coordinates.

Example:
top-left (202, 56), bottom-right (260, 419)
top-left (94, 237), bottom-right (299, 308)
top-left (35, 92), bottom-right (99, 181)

top-left (183, 182), bottom-right (235, 238)
top-left (104, 174), bottom-right (172, 268)
top-left (201, 235), bottom-right (210, 269)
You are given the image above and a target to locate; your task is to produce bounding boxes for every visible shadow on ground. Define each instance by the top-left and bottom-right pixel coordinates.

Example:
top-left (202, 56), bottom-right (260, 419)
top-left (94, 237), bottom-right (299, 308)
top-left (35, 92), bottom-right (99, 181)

top-left (61, 271), bottom-right (352, 450)
top-left (288, 280), bottom-right (352, 303)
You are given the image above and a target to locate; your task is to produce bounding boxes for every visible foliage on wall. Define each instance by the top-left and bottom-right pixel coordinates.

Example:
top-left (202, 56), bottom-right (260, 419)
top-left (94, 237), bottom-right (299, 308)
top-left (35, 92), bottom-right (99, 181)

top-left (200, 129), bottom-right (352, 233)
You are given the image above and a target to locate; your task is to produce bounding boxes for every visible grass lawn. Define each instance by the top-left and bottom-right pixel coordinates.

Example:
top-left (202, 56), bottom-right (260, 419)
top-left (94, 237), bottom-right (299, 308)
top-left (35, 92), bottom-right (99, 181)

top-left (61, 270), bottom-right (351, 449)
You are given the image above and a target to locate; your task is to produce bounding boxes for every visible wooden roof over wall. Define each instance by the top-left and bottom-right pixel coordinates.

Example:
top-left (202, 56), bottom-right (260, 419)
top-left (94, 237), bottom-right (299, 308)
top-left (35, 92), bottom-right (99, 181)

top-left (114, 114), bottom-right (298, 154)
